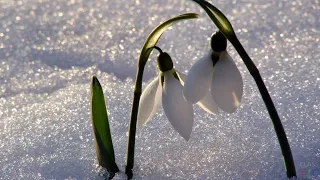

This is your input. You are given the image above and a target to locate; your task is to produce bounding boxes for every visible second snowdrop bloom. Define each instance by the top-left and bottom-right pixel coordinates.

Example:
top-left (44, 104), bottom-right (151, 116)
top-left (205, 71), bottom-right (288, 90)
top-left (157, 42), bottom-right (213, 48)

top-left (183, 31), bottom-right (243, 113)
top-left (137, 50), bottom-right (194, 140)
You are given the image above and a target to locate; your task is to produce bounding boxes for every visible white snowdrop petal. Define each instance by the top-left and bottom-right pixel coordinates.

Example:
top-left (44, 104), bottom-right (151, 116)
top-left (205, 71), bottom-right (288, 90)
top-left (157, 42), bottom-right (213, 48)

top-left (183, 51), bottom-right (214, 104)
top-left (197, 90), bottom-right (219, 114)
top-left (163, 71), bottom-right (194, 141)
top-left (148, 78), bottom-right (162, 122)
top-left (137, 76), bottom-right (162, 127)
top-left (211, 51), bottom-right (243, 113)
top-left (177, 71), bottom-right (218, 114)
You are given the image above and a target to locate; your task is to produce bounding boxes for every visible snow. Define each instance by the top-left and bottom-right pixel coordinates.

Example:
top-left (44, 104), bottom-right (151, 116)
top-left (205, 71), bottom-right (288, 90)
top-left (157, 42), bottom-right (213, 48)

top-left (0, 0), bottom-right (319, 179)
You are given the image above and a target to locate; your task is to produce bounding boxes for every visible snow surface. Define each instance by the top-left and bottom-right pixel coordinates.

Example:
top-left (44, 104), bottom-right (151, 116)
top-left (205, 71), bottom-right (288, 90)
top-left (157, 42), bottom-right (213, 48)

top-left (0, 0), bottom-right (319, 179)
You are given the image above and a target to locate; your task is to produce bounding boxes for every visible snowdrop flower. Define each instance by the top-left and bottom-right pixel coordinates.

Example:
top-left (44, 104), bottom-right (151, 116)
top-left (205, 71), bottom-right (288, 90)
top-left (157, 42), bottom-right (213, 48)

top-left (176, 72), bottom-right (219, 115)
top-left (183, 31), bottom-right (243, 113)
top-left (137, 49), bottom-right (194, 140)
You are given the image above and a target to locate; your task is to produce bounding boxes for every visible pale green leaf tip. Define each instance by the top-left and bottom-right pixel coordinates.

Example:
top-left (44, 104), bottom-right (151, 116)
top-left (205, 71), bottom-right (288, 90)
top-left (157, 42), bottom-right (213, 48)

top-left (186, 13), bottom-right (199, 18)
top-left (191, 0), bottom-right (235, 39)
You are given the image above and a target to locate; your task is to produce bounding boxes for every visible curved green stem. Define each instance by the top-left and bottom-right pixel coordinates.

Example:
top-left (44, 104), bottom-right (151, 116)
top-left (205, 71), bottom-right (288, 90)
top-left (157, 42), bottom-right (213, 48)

top-left (153, 46), bottom-right (163, 53)
top-left (125, 65), bottom-right (144, 179)
top-left (230, 36), bottom-right (296, 178)
top-left (190, 0), bottom-right (296, 177)
top-left (125, 13), bottom-right (199, 179)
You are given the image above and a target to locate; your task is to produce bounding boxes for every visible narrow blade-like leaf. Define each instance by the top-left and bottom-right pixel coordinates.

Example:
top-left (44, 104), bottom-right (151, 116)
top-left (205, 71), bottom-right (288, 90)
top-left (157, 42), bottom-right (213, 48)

top-left (139, 13), bottom-right (199, 66)
top-left (91, 76), bottom-right (119, 173)
top-left (191, 0), bottom-right (235, 40)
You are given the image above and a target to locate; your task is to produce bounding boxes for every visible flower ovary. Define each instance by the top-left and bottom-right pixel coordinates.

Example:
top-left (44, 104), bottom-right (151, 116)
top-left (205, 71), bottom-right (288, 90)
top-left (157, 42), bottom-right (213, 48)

top-left (157, 52), bottom-right (174, 72)
top-left (210, 31), bottom-right (227, 52)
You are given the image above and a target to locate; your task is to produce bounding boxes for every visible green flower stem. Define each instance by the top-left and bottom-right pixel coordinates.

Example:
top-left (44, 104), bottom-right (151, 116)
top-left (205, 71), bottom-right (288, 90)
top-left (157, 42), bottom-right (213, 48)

top-left (229, 36), bottom-right (296, 177)
top-left (125, 65), bottom-right (144, 179)
top-left (190, 0), bottom-right (296, 177)
top-left (125, 13), bottom-right (199, 179)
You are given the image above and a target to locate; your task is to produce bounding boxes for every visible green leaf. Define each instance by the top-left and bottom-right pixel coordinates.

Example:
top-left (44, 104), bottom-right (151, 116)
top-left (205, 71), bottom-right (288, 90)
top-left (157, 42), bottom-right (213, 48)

top-left (91, 76), bottom-right (119, 173)
top-left (139, 13), bottom-right (199, 66)
top-left (191, 0), bottom-right (235, 40)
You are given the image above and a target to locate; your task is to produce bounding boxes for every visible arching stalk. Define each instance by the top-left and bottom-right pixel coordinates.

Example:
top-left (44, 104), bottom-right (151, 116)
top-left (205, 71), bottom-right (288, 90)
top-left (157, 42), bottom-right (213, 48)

top-left (125, 13), bottom-right (199, 179)
top-left (190, 0), bottom-right (296, 178)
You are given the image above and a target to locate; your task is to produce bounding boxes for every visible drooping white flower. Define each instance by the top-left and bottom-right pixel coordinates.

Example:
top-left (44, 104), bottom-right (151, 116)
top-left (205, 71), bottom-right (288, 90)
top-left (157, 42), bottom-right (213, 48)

top-left (183, 49), bottom-right (243, 113)
top-left (137, 52), bottom-right (194, 141)
top-left (176, 71), bottom-right (219, 115)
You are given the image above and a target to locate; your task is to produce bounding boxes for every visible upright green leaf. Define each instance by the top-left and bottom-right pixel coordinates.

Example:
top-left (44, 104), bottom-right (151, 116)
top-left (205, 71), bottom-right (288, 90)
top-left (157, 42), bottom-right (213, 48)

top-left (191, 0), bottom-right (235, 40)
top-left (91, 76), bottom-right (119, 173)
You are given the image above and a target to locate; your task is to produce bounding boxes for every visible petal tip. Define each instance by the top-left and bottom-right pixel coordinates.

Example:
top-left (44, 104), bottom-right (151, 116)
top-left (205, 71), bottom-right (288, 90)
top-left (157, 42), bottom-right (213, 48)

top-left (136, 121), bottom-right (144, 128)
top-left (182, 134), bottom-right (191, 141)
